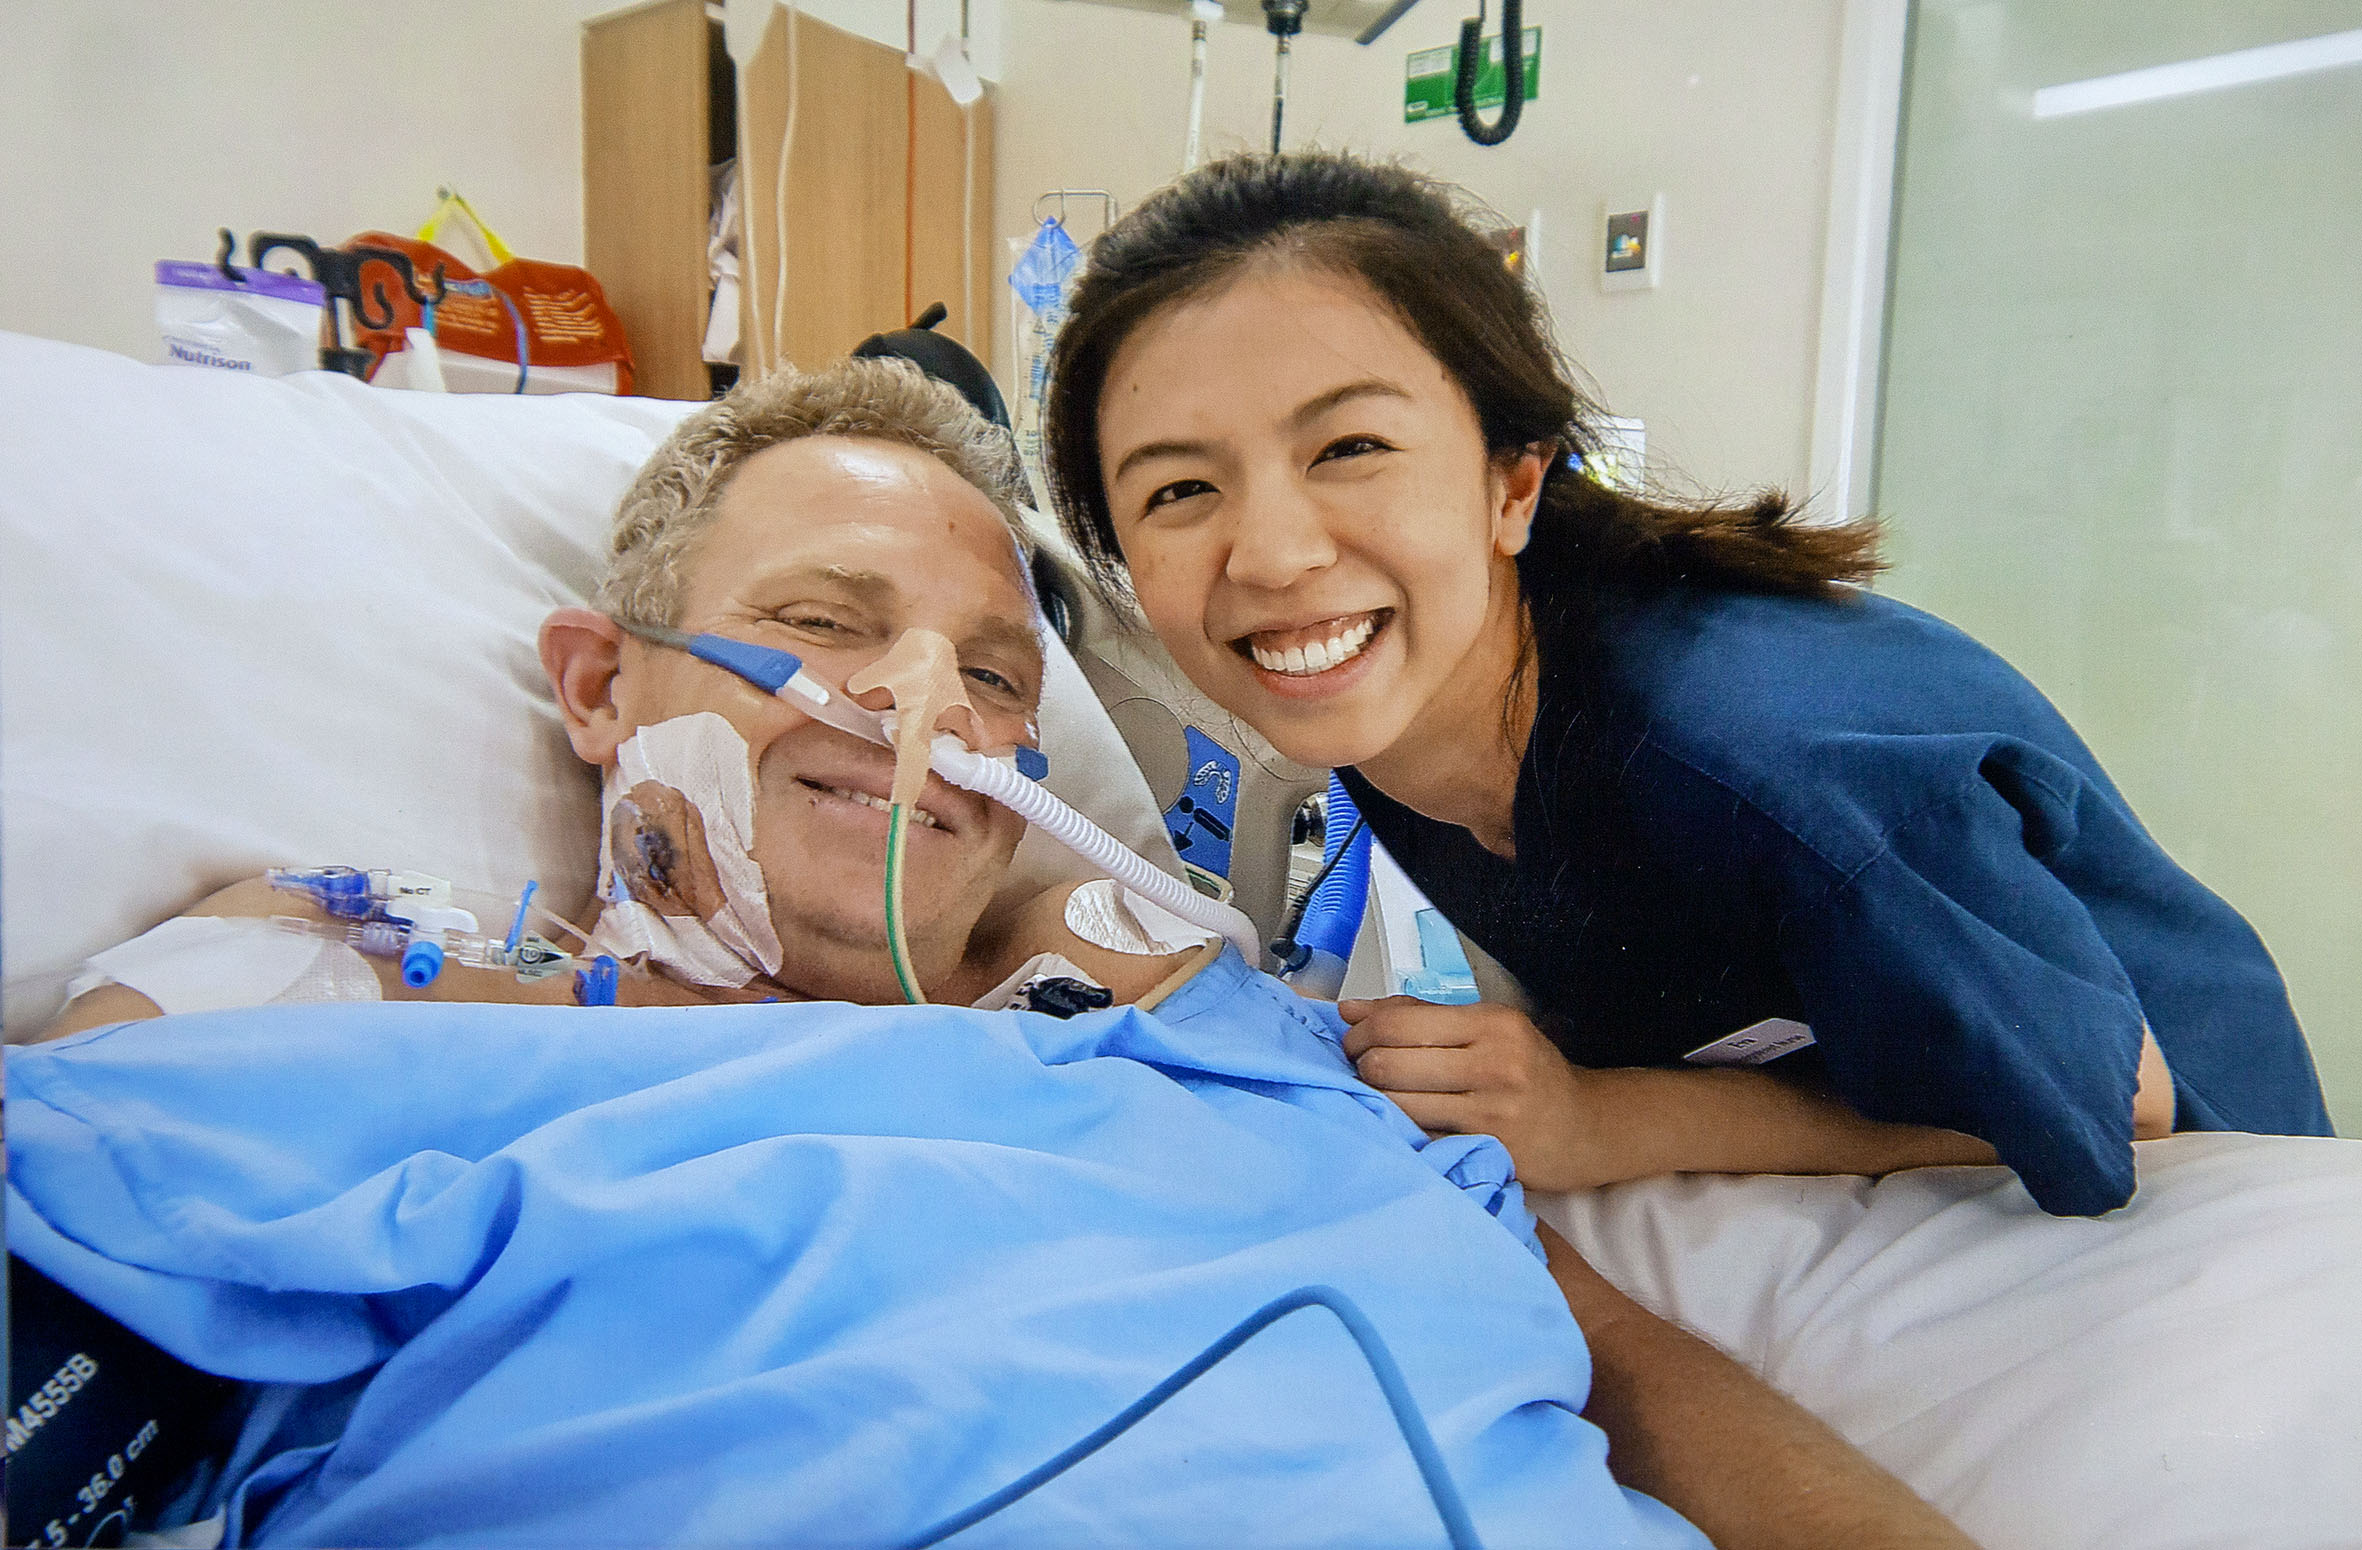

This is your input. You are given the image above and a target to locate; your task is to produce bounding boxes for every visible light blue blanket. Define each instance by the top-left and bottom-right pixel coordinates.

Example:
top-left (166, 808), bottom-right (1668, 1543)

top-left (8, 948), bottom-right (1705, 1548)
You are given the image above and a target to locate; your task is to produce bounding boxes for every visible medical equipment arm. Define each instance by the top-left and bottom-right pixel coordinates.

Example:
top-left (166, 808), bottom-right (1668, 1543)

top-left (1538, 1224), bottom-right (1978, 1550)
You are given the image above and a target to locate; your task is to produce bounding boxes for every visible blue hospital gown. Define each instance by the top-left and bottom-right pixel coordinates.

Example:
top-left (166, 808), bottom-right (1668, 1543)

top-left (7, 948), bottom-right (1706, 1549)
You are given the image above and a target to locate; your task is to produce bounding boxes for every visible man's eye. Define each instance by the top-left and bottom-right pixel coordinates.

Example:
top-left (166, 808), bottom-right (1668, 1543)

top-left (1313, 434), bottom-right (1393, 466)
top-left (772, 612), bottom-right (852, 635)
top-left (962, 665), bottom-right (1026, 698)
top-left (1143, 479), bottom-right (1216, 513)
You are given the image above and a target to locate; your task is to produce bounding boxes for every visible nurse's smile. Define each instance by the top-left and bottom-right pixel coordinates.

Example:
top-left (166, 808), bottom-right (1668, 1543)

top-left (1238, 608), bottom-right (1389, 690)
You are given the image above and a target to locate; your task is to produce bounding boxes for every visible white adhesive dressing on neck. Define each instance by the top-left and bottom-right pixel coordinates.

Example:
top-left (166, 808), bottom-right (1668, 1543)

top-left (589, 711), bottom-right (784, 987)
top-left (1063, 878), bottom-right (1217, 956)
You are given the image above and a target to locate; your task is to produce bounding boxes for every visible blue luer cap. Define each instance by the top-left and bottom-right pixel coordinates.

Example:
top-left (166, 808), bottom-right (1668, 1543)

top-left (400, 938), bottom-right (445, 989)
top-left (687, 634), bottom-right (803, 694)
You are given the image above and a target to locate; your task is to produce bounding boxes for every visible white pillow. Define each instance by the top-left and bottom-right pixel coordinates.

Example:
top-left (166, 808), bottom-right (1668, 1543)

top-left (0, 332), bottom-right (1172, 1034)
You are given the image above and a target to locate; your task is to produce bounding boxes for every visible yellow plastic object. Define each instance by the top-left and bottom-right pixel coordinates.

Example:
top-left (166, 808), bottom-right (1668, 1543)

top-left (417, 187), bottom-right (518, 267)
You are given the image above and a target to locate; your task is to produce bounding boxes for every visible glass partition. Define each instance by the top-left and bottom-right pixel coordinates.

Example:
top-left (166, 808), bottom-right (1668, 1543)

top-left (1876, 0), bottom-right (2362, 1130)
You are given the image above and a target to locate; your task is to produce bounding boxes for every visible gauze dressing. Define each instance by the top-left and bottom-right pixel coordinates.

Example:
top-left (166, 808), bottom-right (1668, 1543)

top-left (1063, 878), bottom-right (1218, 956)
top-left (589, 711), bottom-right (784, 986)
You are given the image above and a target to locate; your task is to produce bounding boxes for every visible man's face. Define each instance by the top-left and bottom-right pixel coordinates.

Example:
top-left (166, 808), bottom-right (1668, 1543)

top-left (609, 435), bottom-right (1040, 967)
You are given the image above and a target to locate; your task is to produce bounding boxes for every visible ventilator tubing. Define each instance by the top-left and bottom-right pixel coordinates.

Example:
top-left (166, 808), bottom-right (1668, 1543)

top-left (931, 739), bottom-right (1260, 959)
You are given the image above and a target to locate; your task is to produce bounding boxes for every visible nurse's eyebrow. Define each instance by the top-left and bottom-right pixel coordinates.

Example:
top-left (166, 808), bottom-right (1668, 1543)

top-left (1110, 437), bottom-right (1212, 486)
top-left (1109, 378), bottom-right (1413, 486)
top-left (1285, 377), bottom-right (1412, 429)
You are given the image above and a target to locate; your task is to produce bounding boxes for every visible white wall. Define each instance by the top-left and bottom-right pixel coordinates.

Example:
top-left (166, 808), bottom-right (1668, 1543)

top-left (3, 0), bottom-right (1846, 498)
top-left (994, 0), bottom-right (1848, 498)
top-left (0, 0), bottom-right (619, 364)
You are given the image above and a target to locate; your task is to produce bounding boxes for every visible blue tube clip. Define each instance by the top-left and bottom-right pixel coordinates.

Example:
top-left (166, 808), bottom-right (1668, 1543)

top-left (573, 954), bottom-right (621, 1007)
top-left (686, 635), bottom-right (803, 694)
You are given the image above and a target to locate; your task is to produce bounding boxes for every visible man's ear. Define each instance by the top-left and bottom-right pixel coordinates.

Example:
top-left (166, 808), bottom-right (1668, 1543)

top-left (540, 608), bottom-right (632, 766)
top-left (1490, 444), bottom-right (1550, 558)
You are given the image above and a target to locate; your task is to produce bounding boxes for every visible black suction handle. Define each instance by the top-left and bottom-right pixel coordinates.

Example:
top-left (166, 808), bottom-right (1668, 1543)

top-left (246, 232), bottom-right (440, 377)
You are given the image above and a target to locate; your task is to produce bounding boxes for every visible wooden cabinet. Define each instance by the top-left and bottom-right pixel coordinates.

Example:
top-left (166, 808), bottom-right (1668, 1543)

top-left (583, 0), bottom-right (995, 401)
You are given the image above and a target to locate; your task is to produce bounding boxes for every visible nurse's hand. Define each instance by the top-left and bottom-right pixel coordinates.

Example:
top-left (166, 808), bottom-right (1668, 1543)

top-left (1338, 997), bottom-right (1611, 1192)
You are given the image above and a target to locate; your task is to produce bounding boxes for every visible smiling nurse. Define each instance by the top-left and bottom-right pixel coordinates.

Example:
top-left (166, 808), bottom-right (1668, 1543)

top-left (1043, 153), bottom-right (2332, 1217)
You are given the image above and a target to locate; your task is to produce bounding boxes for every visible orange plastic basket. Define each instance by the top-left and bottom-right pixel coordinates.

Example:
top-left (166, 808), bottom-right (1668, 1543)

top-left (347, 193), bottom-right (634, 393)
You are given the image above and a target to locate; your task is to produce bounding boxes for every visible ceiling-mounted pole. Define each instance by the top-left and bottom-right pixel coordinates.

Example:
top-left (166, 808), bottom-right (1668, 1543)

top-left (1262, 0), bottom-right (1306, 152)
top-left (1185, 0), bottom-right (1223, 170)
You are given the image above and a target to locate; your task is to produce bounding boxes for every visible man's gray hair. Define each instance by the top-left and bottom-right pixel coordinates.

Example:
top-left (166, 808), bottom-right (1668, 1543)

top-left (598, 356), bottom-right (1031, 627)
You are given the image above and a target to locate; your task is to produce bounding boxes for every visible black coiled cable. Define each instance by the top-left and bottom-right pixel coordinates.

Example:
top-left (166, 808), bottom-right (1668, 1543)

top-left (1455, 0), bottom-right (1525, 146)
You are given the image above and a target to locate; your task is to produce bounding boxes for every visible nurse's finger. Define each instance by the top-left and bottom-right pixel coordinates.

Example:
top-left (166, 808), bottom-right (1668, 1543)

top-left (1339, 999), bottom-right (1484, 1058)
top-left (1335, 996), bottom-right (1446, 1025)
top-left (1353, 1042), bottom-right (1481, 1095)
top-left (1379, 1088), bottom-right (1484, 1137)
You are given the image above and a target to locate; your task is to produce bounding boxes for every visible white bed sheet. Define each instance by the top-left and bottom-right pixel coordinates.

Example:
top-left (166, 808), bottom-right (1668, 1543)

top-left (1538, 1134), bottom-right (2362, 1548)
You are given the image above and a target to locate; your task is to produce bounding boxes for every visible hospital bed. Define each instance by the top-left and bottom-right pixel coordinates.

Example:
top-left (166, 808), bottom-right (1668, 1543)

top-left (4, 329), bottom-right (2360, 1547)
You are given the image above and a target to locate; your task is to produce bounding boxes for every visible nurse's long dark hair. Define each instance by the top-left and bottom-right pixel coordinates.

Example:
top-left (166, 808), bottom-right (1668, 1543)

top-left (1044, 153), bottom-right (1883, 607)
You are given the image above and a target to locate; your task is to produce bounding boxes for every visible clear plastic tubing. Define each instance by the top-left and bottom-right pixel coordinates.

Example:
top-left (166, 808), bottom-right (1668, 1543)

top-left (786, 658), bottom-right (1262, 955)
top-left (931, 739), bottom-right (1260, 959)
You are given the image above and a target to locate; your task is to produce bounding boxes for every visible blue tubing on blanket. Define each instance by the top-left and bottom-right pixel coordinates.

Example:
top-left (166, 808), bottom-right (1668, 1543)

top-left (7, 947), bottom-right (1707, 1548)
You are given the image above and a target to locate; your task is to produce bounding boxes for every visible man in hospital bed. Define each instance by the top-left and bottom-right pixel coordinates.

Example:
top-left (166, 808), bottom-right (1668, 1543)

top-left (16, 359), bottom-right (1971, 1547)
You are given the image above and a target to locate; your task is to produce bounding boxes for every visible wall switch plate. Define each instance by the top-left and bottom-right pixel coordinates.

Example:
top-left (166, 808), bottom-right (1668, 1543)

top-left (1601, 195), bottom-right (1665, 291)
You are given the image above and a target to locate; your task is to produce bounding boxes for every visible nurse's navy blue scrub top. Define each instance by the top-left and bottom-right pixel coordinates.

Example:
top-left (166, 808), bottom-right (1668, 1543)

top-left (1339, 581), bottom-right (2330, 1216)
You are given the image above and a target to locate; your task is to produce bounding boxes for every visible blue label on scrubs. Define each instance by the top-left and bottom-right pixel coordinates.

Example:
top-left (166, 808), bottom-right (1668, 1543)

top-left (1164, 727), bottom-right (1240, 879)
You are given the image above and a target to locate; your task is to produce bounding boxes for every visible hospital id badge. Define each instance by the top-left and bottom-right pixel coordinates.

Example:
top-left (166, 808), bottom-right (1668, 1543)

top-left (1683, 1017), bottom-right (1816, 1066)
